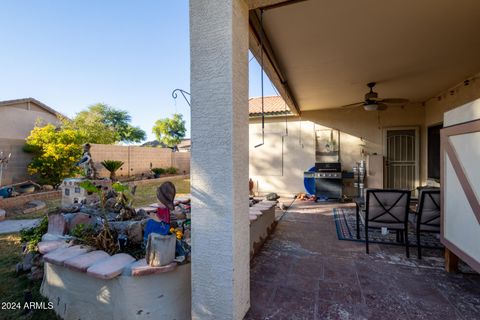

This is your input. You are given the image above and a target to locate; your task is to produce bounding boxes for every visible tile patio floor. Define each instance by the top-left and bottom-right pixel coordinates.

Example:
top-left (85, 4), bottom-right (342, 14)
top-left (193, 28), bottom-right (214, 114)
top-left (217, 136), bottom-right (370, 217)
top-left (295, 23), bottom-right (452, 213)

top-left (245, 202), bottom-right (480, 320)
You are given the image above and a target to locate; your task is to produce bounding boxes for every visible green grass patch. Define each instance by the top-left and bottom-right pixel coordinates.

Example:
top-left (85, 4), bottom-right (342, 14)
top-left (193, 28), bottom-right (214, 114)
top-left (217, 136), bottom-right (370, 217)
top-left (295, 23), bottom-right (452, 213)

top-left (0, 233), bottom-right (60, 320)
top-left (134, 177), bottom-right (190, 207)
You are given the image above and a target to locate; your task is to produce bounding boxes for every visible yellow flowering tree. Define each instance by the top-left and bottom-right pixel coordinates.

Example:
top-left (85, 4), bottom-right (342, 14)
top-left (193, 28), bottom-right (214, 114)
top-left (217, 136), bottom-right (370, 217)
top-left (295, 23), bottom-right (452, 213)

top-left (24, 123), bottom-right (85, 185)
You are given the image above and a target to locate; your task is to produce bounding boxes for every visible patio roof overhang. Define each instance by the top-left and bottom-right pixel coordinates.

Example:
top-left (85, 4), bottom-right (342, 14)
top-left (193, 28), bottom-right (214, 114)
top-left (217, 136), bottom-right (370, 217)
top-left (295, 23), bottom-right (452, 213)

top-left (248, 0), bottom-right (480, 113)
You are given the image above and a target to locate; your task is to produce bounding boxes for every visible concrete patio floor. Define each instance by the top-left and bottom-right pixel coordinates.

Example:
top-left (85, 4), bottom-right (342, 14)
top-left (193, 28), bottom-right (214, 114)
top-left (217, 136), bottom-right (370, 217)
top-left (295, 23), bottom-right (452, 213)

top-left (246, 201), bottom-right (480, 320)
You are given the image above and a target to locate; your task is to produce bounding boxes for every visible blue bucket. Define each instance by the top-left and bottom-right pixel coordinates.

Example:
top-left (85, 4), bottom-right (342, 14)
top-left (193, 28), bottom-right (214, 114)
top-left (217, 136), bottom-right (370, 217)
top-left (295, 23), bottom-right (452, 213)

top-left (303, 166), bottom-right (316, 195)
top-left (0, 187), bottom-right (13, 198)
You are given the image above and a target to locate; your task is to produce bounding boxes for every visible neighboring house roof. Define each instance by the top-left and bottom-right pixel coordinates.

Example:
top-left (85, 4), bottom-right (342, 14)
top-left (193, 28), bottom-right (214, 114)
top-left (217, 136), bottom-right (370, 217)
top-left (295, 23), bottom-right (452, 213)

top-left (0, 97), bottom-right (66, 119)
top-left (249, 96), bottom-right (293, 117)
top-left (177, 139), bottom-right (191, 150)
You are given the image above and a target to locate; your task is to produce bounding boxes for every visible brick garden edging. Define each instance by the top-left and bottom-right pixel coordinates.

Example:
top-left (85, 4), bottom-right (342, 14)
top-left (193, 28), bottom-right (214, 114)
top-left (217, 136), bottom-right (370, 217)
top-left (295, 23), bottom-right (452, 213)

top-left (0, 190), bottom-right (61, 210)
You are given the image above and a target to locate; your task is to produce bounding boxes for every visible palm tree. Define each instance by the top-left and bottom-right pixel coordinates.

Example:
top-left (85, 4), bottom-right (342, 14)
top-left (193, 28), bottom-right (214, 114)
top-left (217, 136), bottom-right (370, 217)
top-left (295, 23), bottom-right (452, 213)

top-left (101, 160), bottom-right (124, 181)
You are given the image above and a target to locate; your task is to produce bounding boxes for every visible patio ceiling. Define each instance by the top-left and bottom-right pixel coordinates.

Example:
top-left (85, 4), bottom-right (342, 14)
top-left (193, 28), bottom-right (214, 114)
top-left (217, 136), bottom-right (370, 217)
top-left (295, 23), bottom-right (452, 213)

top-left (249, 0), bottom-right (480, 112)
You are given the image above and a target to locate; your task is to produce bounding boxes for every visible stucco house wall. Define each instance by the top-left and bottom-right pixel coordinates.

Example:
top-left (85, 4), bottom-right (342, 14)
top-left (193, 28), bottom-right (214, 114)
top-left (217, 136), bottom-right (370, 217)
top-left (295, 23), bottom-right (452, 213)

top-left (249, 74), bottom-right (480, 196)
top-left (249, 103), bottom-right (425, 196)
top-left (249, 119), bottom-right (314, 195)
top-left (421, 73), bottom-right (480, 183)
top-left (0, 98), bottom-right (60, 185)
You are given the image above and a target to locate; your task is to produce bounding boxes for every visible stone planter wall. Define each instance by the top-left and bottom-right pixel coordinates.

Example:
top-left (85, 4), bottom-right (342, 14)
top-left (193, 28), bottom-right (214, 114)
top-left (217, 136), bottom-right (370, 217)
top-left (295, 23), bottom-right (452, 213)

top-left (41, 262), bottom-right (191, 320)
top-left (38, 241), bottom-right (191, 320)
top-left (249, 201), bottom-right (277, 258)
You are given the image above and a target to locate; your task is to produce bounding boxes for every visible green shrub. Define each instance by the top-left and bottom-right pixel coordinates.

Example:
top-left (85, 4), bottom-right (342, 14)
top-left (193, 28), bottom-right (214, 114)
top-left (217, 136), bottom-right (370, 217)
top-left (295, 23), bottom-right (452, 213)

top-left (152, 168), bottom-right (166, 175)
top-left (71, 223), bottom-right (95, 238)
top-left (24, 122), bottom-right (84, 185)
top-left (165, 167), bottom-right (178, 174)
top-left (20, 216), bottom-right (48, 253)
top-left (101, 160), bottom-right (124, 181)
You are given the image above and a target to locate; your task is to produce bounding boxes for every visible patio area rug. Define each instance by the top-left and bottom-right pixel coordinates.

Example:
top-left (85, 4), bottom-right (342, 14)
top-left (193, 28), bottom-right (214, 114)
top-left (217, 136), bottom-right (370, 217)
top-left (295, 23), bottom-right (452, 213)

top-left (333, 207), bottom-right (443, 249)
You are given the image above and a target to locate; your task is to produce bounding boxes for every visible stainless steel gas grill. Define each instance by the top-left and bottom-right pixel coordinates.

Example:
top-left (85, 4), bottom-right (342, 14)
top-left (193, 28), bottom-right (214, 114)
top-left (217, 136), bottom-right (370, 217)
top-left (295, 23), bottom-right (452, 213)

top-left (304, 162), bottom-right (343, 200)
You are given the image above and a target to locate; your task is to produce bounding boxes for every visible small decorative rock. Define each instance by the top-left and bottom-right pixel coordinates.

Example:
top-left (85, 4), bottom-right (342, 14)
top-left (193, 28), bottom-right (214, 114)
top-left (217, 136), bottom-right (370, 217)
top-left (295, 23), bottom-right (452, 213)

top-left (68, 213), bottom-right (95, 232)
top-left (47, 214), bottom-right (67, 235)
top-left (28, 266), bottom-right (44, 281)
top-left (61, 204), bottom-right (81, 213)
top-left (110, 220), bottom-right (145, 244)
top-left (42, 185), bottom-right (54, 191)
top-left (41, 233), bottom-right (67, 242)
top-left (15, 252), bottom-right (42, 273)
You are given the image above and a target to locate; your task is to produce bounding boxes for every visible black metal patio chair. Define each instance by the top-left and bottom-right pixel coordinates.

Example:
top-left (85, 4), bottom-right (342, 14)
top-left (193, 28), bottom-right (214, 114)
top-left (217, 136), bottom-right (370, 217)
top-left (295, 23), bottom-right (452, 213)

top-left (363, 189), bottom-right (411, 257)
top-left (410, 189), bottom-right (440, 259)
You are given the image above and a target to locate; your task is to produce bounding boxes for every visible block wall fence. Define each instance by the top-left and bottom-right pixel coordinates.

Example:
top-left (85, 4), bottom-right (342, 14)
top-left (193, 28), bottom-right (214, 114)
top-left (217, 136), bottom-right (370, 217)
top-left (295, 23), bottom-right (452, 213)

top-left (90, 144), bottom-right (190, 178)
top-left (0, 142), bottom-right (190, 186)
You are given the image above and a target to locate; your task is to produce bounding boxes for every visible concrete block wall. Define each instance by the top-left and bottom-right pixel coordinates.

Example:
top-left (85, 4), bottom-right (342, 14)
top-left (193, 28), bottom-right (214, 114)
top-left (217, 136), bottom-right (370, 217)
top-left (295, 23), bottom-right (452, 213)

top-left (0, 142), bottom-right (191, 186)
top-left (90, 144), bottom-right (130, 178)
top-left (129, 146), bottom-right (172, 175)
top-left (90, 144), bottom-right (190, 178)
top-left (172, 152), bottom-right (191, 174)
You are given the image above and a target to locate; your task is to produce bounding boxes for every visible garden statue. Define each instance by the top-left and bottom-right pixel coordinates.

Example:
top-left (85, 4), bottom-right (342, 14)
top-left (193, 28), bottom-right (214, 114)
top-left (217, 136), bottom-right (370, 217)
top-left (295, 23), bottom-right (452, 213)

top-left (143, 182), bottom-right (176, 245)
top-left (76, 143), bottom-right (97, 179)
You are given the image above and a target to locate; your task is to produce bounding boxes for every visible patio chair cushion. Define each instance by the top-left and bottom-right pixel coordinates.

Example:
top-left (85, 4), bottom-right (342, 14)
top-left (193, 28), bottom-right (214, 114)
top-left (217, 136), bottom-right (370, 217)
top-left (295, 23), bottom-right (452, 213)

top-left (366, 190), bottom-right (409, 226)
top-left (408, 214), bottom-right (440, 232)
top-left (417, 189), bottom-right (440, 227)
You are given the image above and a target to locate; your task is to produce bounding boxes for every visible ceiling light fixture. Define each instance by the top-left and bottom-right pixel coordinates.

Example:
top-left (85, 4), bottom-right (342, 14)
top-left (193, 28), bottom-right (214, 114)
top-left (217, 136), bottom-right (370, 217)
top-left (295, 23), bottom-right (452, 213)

top-left (363, 103), bottom-right (378, 111)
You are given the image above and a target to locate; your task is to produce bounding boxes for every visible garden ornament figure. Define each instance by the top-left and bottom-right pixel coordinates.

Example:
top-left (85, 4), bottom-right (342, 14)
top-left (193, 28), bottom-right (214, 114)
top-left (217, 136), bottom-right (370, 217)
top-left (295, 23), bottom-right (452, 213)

top-left (156, 181), bottom-right (176, 211)
top-left (76, 143), bottom-right (97, 179)
top-left (143, 182), bottom-right (177, 245)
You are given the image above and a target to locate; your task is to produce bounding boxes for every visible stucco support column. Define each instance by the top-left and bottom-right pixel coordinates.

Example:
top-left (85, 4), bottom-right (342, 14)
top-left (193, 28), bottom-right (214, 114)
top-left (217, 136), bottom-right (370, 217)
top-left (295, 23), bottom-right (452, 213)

top-left (190, 0), bottom-right (250, 319)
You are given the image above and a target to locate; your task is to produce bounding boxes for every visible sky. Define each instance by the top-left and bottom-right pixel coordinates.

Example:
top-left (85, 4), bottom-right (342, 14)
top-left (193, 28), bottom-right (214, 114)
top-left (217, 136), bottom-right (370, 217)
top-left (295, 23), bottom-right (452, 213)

top-left (0, 0), bottom-right (277, 142)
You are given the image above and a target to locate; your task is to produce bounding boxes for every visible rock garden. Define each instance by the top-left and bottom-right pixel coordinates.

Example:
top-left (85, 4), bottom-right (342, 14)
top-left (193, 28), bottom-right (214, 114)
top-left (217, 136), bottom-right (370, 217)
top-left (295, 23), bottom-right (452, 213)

top-left (0, 146), bottom-right (279, 320)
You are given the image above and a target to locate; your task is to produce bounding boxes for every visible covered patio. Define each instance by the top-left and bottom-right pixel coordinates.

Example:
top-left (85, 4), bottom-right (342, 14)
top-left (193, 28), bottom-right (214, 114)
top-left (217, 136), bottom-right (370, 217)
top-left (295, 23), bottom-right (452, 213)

top-left (189, 0), bottom-right (480, 318)
top-left (247, 202), bottom-right (480, 319)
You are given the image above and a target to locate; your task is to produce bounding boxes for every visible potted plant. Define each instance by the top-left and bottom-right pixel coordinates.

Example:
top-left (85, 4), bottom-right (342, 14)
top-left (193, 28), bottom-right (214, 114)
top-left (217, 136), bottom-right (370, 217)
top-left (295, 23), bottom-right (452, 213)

top-left (101, 160), bottom-right (124, 181)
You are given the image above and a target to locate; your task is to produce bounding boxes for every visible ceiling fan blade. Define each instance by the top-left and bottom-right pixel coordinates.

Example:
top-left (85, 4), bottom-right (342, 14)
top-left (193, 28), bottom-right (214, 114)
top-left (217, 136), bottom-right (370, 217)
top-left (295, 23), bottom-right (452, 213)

top-left (379, 98), bottom-right (409, 104)
top-left (340, 102), bottom-right (363, 109)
